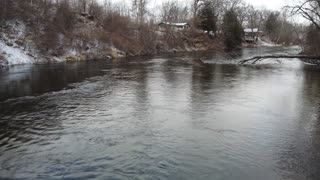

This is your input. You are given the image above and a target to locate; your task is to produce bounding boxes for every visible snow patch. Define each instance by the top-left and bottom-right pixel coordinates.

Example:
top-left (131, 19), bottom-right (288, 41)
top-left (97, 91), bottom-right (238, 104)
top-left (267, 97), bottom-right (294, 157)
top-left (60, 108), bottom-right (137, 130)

top-left (11, 20), bottom-right (26, 38)
top-left (0, 21), bottom-right (37, 66)
top-left (258, 39), bottom-right (281, 47)
top-left (0, 41), bottom-right (34, 65)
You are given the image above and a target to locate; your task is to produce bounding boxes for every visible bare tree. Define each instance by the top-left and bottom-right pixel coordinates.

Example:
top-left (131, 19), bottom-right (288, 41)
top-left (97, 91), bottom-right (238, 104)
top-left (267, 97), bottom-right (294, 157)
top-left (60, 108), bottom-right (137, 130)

top-left (78, 0), bottom-right (87, 13)
top-left (235, 2), bottom-right (250, 26)
top-left (289, 0), bottom-right (320, 30)
top-left (161, 1), bottom-right (189, 22)
top-left (88, 0), bottom-right (104, 20)
top-left (250, 6), bottom-right (259, 28)
top-left (224, 0), bottom-right (242, 10)
top-left (192, 0), bottom-right (203, 19)
top-left (132, 0), bottom-right (148, 24)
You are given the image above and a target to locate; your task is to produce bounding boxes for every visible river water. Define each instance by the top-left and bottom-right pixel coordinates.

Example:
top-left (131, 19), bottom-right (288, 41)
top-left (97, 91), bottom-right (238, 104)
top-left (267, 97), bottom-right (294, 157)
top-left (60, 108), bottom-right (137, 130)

top-left (0, 47), bottom-right (320, 180)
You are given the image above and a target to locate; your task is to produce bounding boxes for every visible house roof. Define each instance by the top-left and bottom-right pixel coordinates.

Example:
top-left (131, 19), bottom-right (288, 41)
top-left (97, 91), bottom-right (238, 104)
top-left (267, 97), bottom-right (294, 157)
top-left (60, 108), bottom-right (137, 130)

top-left (244, 28), bottom-right (259, 33)
top-left (159, 22), bottom-right (190, 27)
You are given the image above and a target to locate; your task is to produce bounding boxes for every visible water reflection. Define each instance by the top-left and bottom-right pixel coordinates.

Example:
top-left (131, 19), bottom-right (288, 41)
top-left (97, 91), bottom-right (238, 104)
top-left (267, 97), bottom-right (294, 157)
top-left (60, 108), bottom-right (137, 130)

top-left (0, 47), bottom-right (320, 180)
top-left (0, 62), bottom-right (114, 101)
top-left (276, 67), bottom-right (320, 180)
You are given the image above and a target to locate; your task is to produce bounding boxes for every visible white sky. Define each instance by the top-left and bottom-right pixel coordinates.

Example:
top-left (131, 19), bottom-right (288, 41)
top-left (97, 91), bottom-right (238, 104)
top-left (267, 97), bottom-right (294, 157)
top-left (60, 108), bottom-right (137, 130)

top-left (244, 0), bottom-right (306, 23)
top-left (245, 0), bottom-right (288, 10)
top-left (102, 0), bottom-right (306, 23)
top-left (109, 0), bottom-right (290, 11)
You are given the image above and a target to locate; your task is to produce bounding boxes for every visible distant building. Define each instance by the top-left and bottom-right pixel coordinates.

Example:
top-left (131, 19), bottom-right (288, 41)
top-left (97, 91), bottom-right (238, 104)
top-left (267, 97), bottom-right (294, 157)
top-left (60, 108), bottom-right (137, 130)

top-left (244, 28), bottom-right (264, 43)
top-left (158, 22), bottom-right (191, 31)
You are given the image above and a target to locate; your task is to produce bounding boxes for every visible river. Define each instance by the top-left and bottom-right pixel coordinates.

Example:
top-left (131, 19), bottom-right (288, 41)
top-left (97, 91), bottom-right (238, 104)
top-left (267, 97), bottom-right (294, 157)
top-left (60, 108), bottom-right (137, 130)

top-left (0, 46), bottom-right (320, 180)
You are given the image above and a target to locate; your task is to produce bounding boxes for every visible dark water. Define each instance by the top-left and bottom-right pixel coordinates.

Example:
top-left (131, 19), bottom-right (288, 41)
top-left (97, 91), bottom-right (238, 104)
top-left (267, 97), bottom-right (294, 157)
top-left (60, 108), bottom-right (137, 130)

top-left (1, 47), bottom-right (320, 180)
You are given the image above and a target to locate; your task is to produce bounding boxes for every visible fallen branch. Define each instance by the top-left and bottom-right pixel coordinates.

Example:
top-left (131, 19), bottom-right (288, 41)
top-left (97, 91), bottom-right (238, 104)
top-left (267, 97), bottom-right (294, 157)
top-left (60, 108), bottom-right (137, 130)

top-left (238, 55), bottom-right (320, 64)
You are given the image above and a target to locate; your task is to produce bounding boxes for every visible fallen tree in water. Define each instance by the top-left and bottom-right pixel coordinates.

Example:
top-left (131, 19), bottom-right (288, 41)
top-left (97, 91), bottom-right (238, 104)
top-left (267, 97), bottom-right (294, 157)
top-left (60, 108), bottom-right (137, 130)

top-left (238, 55), bottom-right (320, 64)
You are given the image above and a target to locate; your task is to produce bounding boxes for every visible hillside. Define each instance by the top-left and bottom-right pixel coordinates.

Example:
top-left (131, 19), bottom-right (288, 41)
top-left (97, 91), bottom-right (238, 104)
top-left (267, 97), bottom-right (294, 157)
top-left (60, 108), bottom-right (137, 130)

top-left (0, 11), bottom-right (221, 67)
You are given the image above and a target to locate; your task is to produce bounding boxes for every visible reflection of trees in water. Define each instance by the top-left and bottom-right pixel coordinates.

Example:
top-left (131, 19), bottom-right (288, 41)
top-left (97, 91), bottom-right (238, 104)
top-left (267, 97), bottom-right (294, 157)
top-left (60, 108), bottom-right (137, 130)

top-left (224, 49), bottom-right (243, 60)
top-left (195, 49), bottom-right (244, 62)
top-left (161, 57), bottom-right (190, 87)
top-left (0, 60), bottom-right (118, 159)
top-left (301, 67), bottom-right (320, 179)
top-left (0, 66), bottom-right (34, 100)
top-left (117, 57), bottom-right (150, 113)
top-left (277, 67), bottom-right (320, 180)
top-left (190, 64), bottom-right (240, 118)
top-left (191, 64), bottom-right (240, 96)
top-left (0, 61), bottom-right (113, 101)
top-left (0, 57), bottom-right (156, 156)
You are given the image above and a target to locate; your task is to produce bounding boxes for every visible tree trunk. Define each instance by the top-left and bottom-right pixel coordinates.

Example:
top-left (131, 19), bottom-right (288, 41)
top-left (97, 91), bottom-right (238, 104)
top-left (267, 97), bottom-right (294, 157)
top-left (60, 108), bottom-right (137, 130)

top-left (238, 55), bottom-right (320, 64)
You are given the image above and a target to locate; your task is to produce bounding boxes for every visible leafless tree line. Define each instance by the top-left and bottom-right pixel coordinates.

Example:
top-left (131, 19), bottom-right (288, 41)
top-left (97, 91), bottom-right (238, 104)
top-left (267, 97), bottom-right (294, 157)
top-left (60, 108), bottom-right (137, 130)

top-left (0, 0), bottom-right (311, 55)
top-left (285, 0), bottom-right (320, 54)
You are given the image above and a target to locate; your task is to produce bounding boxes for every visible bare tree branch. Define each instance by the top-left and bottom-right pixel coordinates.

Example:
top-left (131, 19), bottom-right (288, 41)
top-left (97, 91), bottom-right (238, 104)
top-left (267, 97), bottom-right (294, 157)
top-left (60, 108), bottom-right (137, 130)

top-left (238, 55), bottom-right (320, 64)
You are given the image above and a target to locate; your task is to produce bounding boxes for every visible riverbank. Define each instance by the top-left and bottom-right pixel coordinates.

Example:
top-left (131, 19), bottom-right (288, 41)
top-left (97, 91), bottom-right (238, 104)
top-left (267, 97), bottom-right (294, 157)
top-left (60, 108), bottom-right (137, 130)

top-left (0, 16), bottom-right (287, 68)
top-left (0, 15), bottom-right (225, 67)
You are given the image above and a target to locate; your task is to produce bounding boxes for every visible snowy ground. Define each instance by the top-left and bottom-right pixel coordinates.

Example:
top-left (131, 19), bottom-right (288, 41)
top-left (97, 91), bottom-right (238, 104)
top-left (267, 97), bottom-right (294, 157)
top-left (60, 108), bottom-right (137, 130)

top-left (0, 41), bottom-right (35, 65)
top-left (0, 21), bottom-right (36, 66)
top-left (257, 39), bottom-right (281, 47)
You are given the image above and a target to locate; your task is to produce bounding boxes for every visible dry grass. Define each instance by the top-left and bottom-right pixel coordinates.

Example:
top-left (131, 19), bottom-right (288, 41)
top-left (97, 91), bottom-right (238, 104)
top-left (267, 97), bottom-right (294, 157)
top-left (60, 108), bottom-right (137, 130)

top-left (102, 13), bottom-right (131, 35)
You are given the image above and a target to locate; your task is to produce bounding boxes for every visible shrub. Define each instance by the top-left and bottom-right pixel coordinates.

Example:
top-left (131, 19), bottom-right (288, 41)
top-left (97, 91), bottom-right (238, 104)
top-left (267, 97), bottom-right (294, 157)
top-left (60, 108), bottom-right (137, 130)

top-left (138, 25), bottom-right (158, 54)
top-left (88, 1), bottom-right (104, 21)
top-left (223, 9), bottom-right (243, 50)
top-left (36, 1), bottom-right (76, 53)
top-left (53, 1), bottom-right (76, 33)
top-left (102, 13), bottom-right (131, 35)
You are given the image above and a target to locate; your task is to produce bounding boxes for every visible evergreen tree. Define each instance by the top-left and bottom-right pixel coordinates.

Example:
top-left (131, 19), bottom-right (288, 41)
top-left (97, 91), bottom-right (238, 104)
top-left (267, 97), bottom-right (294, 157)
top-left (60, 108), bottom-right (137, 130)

top-left (198, 1), bottom-right (217, 36)
top-left (223, 9), bottom-right (243, 50)
top-left (265, 12), bottom-right (280, 42)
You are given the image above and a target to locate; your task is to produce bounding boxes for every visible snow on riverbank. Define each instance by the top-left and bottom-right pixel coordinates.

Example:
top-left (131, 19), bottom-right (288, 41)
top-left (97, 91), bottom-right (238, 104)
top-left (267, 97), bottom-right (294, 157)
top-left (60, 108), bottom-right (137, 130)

top-left (258, 39), bottom-right (281, 47)
top-left (0, 21), bottom-right (37, 66)
top-left (0, 41), bottom-right (35, 65)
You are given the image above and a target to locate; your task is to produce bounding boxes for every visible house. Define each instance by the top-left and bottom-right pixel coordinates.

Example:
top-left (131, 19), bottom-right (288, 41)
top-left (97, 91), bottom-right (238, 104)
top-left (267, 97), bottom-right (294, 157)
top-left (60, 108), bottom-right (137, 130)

top-left (244, 28), bottom-right (264, 43)
top-left (158, 22), bottom-right (191, 31)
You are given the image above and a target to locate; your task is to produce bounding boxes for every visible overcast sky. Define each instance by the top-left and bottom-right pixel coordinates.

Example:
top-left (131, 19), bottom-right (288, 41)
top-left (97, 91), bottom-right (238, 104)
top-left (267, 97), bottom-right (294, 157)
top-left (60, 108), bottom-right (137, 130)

top-left (110, 0), bottom-right (290, 10)
top-left (245, 0), bottom-right (288, 10)
top-left (107, 0), bottom-right (305, 22)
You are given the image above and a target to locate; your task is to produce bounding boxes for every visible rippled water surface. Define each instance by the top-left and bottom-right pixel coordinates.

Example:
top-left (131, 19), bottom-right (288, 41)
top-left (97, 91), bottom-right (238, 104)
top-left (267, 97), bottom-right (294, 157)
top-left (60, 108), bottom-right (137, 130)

top-left (1, 47), bottom-right (320, 180)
